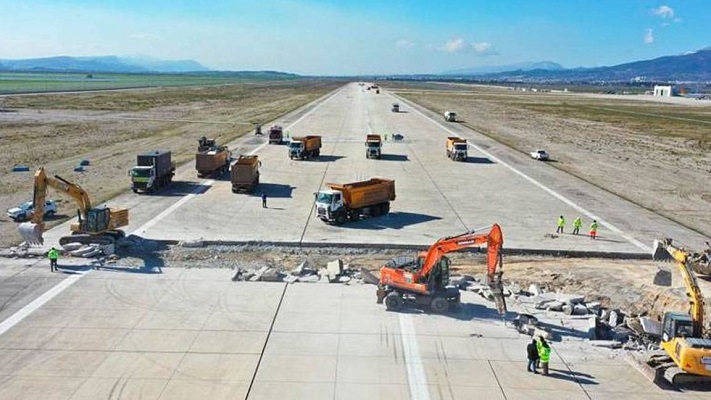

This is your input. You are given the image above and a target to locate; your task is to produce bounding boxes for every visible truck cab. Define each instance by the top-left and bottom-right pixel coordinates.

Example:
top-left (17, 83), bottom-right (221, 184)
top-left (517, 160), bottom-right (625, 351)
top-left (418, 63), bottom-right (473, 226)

top-left (365, 134), bottom-right (382, 159)
top-left (315, 189), bottom-right (345, 222)
top-left (129, 166), bottom-right (156, 192)
top-left (444, 111), bottom-right (457, 122)
top-left (288, 140), bottom-right (304, 159)
top-left (451, 142), bottom-right (468, 161)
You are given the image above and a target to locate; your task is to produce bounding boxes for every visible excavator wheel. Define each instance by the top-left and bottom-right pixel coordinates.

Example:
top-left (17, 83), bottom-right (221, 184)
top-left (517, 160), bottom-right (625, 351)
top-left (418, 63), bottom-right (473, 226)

top-left (430, 297), bottom-right (449, 314)
top-left (384, 292), bottom-right (404, 311)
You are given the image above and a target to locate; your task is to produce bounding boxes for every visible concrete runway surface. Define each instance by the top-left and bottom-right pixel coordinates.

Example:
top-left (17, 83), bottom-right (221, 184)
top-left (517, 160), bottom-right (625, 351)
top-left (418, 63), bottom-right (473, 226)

top-left (2, 83), bottom-right (710, 399)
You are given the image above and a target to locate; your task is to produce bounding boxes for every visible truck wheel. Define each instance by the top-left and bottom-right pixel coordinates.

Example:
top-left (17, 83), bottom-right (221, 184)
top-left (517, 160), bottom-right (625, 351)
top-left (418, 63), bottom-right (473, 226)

top-left (385, 292), bottom-right (404, 311)
top-left (371, 206), bottom-right (381, 217)
top-left (132, 188), bottom-right (138, 194)
top-left (380, 203), bottom-right (390, 215)
top-left (335, 213), bottom-right (346, 225)
top-left (430, 297), bottom-right (449, 314)
top-left (349, 212), bottom-right (360, 222)
top-left (315, 150), bottom-right (320, 156)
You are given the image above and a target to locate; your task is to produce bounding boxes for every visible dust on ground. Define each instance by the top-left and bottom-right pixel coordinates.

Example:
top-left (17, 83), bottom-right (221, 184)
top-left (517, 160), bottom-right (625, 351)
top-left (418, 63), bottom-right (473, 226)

top-left (0, 80), bottom-right (343, 247)
top-left (387, 82), bottom-right (711, 238)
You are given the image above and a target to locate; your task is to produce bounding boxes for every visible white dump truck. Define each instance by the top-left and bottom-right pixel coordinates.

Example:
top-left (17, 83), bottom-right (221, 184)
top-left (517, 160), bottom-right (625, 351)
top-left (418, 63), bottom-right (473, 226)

top-left (444, 111), bottom-right (457, 122)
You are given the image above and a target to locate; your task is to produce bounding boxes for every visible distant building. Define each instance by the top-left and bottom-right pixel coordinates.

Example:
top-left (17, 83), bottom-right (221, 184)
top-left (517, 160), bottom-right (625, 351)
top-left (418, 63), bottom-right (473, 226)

top-left (653, 85), bottom-right (674, 97)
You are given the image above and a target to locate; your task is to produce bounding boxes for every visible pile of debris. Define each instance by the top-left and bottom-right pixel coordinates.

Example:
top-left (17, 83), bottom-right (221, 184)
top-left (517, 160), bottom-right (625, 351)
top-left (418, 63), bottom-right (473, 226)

top-left (61, 242), bottom-right (114, 258)
top-left (231, 259), bottom-right (380, 285)
top-left (0, 243), bottom-right (46, 258)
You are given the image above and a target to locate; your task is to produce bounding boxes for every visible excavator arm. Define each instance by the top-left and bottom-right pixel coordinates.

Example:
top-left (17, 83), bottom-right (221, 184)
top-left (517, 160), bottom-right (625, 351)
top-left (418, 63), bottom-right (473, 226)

top-left (19, 167), bottom-right (93, 245)
top-left (665, 240), bottom-right (705, 337)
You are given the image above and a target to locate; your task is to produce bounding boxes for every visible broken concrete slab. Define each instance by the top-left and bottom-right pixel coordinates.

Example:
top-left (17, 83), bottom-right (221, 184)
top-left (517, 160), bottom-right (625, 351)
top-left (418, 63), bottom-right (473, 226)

top-left (326, 259), bottom-right (343, 280)
top-left (528, 284), bottom-right (541, 296)
top-left (639, 317), bottom-right (662, 337)
top-left (590, 340), bottom-right (623, 349)
top-left (61, 242), bottom-right (83, 251)
top-left (297, 275), bottom-right (320, 283)
top-left (359, 267), bottom-right (379, 285)
top-left (573, 304), bottom-right (589, 315)
top-left (249, 266), bottom-right (270, 282)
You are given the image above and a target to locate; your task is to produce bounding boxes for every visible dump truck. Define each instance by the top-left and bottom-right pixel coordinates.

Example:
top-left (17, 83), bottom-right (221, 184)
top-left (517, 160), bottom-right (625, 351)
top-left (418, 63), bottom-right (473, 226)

top-left (391, 103), bottom-right (399, 112)
top-left (289, 135), bottom-right (321, 160)
top-left (231, 155), bottom-right (260, 193)
top-left (444, 111), bottom-right (457, 122)
top-left (268, 125), bottom-right (284, 144)
top-left (315, 178), bottom-right (395, 224)
top-left (130, 150), bottom-right (176, 193)
top-left (196, 137), bottom-right (231, 178)
top-left (446, 137), bottom-right (468, 161)
top-left (365, 134), bottom-right (382, 159)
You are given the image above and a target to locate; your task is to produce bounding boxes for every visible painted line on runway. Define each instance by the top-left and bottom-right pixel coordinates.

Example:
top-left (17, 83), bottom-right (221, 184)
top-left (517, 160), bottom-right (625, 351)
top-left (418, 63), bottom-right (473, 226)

top-left (392, 93), bottom-right (652, 253)
top-left (0, 272), bottom-right (86, 336)
top-left (399, 313), bottom-right (431, 400)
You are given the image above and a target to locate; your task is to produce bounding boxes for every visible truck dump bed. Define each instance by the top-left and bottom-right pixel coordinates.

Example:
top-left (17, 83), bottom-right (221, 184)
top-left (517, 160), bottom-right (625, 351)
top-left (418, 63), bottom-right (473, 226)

top-left (231, 156), bottom-right (259, 185)
top-left (292, 135), bottom-right (322, 151)
top-left (366, 134), bottom-right (382, 144)
top-left (327, 178), bottom-right (395, 209)
top-left (196, 149), bottom-right (229, 175)
top-left (447, 136), bottom-right (467, 148)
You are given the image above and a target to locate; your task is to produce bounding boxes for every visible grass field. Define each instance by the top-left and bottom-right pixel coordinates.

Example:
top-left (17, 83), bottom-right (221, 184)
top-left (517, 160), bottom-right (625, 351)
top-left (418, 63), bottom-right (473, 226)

top-left (0, 72), bottom-right (299, 95)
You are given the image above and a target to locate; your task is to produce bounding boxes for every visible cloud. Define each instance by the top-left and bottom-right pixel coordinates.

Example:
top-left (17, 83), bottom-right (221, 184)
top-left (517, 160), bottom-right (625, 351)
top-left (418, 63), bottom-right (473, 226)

top-left (444, 37), bottom-right (467, 53)
top-left (651, 5), bottom-right (674, 18)
top-left (129, 33), bottom-right (162, 42)
top-left (472, 42), bottom-right (497, 55)
top-left (395, 39), bottom-right (414, 49)
top-left (437, 38), bottom-right (497, 55)
top-left (644, 28), bottom-right (654, 44)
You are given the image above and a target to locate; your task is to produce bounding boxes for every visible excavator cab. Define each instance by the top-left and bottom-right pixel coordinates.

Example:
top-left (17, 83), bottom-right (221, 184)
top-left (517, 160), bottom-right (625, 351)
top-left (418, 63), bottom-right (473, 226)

top-left (424, 256), bottom-right (450, 292)
top-left (83, 207), bottom-right (111, 233)
top-left (662, 312), bottom-right (695, 342)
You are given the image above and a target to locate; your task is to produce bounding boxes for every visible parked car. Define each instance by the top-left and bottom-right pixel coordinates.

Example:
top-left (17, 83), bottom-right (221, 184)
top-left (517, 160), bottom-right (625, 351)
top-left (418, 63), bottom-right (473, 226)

top-left (7, 200), bottom-right (57, 221)
top-left (530, 149), bottom-right (550, 161)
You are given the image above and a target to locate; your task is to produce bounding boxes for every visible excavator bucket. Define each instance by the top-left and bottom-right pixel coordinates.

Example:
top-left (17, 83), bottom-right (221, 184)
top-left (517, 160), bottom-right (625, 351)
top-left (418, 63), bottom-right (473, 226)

top-left (18, 222), bottom-right (44, 245)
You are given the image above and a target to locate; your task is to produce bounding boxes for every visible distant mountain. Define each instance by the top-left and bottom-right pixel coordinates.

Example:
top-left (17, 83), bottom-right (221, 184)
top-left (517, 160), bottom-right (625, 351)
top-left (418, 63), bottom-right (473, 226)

top-left (476, 48), bottom-right (711, 82)
top-left (0, 56), bottom-right (210, 73)
top-left (442, 61), bottom-right (564, 76)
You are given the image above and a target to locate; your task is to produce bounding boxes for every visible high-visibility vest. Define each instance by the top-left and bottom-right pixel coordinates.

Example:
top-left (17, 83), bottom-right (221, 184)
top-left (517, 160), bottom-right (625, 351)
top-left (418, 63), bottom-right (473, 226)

top-left (539, 345), bottom-right (551, 362)
top-left (558, 217), bottom-right (565, 227)
top-left (574, 218), bottom-right (582, 227)
top-left (48, 249), bottom-right (59, 260)
top-left (590, 222), bottom-right (598, 231)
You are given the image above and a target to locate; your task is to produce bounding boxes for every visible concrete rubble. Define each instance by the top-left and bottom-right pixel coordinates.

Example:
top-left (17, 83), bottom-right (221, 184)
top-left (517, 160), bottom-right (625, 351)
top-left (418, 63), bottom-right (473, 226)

top-left (231, 258), bottom-right (374, 285)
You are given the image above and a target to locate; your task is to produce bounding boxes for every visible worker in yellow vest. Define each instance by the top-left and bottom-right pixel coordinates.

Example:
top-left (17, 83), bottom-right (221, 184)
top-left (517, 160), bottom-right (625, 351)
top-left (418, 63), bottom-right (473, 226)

top-left (556, 215), bottom-right (565, 234)
top-left (589, 220), bottom-right (598, 240)
top-left (537, 337), bottom-right (551, 375)
top-left (573, 217), bottom-right (582, 235)
top-left (48, 247), bottom-right (59, 272)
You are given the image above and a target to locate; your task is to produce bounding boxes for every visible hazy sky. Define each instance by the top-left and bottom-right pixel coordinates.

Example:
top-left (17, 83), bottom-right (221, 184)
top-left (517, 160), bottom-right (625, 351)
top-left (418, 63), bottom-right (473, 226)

top-left (0, 0), bottom-right (708, 75)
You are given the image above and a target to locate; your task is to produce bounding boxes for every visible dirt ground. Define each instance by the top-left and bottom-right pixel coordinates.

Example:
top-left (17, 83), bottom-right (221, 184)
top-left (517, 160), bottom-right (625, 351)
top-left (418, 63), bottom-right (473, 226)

top-left (387, 82), bottom-right (711, 239)
top-left (114, 243), bottom-right (711, 330)
top-left (0, 80), bottom-right (343, 247)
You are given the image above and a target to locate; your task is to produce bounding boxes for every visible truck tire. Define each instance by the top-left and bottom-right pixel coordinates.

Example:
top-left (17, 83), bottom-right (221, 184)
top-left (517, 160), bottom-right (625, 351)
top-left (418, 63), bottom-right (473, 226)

top-left (349, 212), bottom-right (360, 222)
top-left (430, 297), bottom-right (449, 314)
top-left (315, 149), bottom-right (320, 157)
top-left (371, 206), bottom-right (381, 217)
top-left (385, 292), bottom-right (404, 311)
top-left (380, 203), bottom-right (390, 215)
top-left (335, 213), bottom-right (346, 225)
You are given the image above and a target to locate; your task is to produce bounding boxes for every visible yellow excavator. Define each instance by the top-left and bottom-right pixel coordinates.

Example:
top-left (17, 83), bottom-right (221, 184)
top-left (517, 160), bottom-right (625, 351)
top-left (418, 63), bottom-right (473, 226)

top-left (642, 238), bottom-right (711, 387)
top-left (18, 168), bottom-right (129, 247)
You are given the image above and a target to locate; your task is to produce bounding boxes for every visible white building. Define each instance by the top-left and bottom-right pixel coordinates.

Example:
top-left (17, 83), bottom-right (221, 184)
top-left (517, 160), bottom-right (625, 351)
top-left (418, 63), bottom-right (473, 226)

top-left (653, 85), bottom-right (673, 97)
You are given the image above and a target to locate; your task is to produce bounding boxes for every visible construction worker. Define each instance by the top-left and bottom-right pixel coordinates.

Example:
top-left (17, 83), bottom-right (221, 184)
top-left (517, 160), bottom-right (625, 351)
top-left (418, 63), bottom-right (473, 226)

top-left (556, 215), bottom-right (565, 234)
top-left (573, 217), bottom-right (582, 235)
top-left (526, 338), bottom-right (539, 374)
top-left (48, 247), bottom-right (59, 272)
top-left (537, 337), bottom-right (551, 375)
top-left (261, 193), bottom-right (267, 208)
top-left (384, 133), bottom-right (388, 141)
top-left (589, 220), bottom-right (598, 240)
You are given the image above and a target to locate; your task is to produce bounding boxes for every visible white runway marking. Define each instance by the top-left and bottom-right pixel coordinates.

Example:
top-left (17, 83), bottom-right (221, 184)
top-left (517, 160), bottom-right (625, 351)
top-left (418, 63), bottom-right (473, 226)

top-left (393, 92), bottom-right (652, 253)
top-left (0, 272), bottom-right (86, 336)
top-left (399, 313), bottom-right (431, 400)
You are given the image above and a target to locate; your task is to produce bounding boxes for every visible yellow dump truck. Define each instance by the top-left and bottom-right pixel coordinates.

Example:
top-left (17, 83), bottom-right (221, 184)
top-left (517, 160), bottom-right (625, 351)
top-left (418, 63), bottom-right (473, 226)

top-left (365, 134), bottom-right (382, 159)
top-left (289, 135), bottom-right (322, 160)
top-left (446, 137), bottom-right (468, 161)
top-left (315, 178), bottom-right (396, 224)
top-left (231, 155), bottom-right (260, 193)
top-left (196, 137), bottom-right (231, 177)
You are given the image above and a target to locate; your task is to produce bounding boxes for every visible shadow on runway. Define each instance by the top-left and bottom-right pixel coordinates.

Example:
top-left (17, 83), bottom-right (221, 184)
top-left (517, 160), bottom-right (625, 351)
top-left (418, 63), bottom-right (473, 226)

top-left (144, 181), bottom-right (212, 197)
top-left (379, 154), bottom-right (409, 162)
top-left (341, 212), bottom-right (441, 230)
top-left (465, 157), bottom-right (495, 164)
top-left (251, 183), bottom-right (294, 198)
top-left (547, 368), bottom-right (598, 385)
top-left (311, 155), bottom-right (345, 163)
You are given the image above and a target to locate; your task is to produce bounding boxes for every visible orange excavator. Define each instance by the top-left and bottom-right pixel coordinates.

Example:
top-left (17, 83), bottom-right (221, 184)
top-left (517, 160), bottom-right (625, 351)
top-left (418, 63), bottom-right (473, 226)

top-left (377, 224), bottom-right (506, 315)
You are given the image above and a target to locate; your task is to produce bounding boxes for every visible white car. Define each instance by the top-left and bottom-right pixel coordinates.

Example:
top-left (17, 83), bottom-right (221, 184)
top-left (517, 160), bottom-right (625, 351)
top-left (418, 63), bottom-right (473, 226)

top-left (7, 200), bottom-right (58, 221)
top-left (530, 149), bottom-right (550, 161)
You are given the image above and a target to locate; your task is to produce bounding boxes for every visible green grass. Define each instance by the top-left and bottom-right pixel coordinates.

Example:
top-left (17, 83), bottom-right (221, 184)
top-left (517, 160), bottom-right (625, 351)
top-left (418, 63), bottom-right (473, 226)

top-left (0, 72), bottom-right (298, 95)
